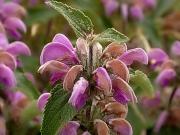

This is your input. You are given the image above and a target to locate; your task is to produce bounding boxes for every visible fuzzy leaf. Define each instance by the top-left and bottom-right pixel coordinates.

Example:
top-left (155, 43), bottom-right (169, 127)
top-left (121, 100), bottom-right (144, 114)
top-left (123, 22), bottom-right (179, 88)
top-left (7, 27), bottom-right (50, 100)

top-left (41, 85), bottom-right (77, 135)
top-left (46, 0), bottom-right (94, 37)
top-left (93, 28), bottom-right (129, 44)
top-left (130, 70), bottom-right (154, 96)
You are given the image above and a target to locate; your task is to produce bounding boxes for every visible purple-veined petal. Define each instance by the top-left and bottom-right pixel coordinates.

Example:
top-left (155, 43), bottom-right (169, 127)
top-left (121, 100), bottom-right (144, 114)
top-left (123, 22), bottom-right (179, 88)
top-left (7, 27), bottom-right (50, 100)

top-left (4, 17), bottom-right (26, 40)
top-left (93, 67), bottom-right (112, 95)
top-left (59, 121), bottom-right (80, 135)
top-left (68, 77), bottom-right (89, 110)
top-left (121, 4), bottom-right (128, 21)
top-left (37, 93), bottom-right (51, 111)
top-left (52, 33), bottom-right (74, 51)
top-left (1, 2), bottom-right (26, 18)
top-left (106, 59), bottom-right (129, 82)
top-left (94, 119), bottom-right (109, 135)
top-left (171, 41), bottom-right (180, 56)
top-left (63, 65), bottom-right (83, 91)
top-left (0, 64), bottom-right (16, 88)
top-left (0, 33), bottom-right (8, 49)
top-left (154, 111), bottom-right (168, 133)
top-left (6, 41), bottom-right (31, 56)
top-left (101, 42), bottom-right (127, 59)
top-left (109, 118), bottom-right (133, 135)
top-left (0, 51), bottom-right (17, 70)
top-left (112, 76), bottom-right (137, 104)
top-left (148, 48), bottom-right (168, 68)
top-left (40, 42), bottom-right (79, 65)
top-left (129, 5), bottom-right (144, 21)
top-left (118, 48), bottom-right (148, 66)
top-left (156, 69), bottom-right (176, 87)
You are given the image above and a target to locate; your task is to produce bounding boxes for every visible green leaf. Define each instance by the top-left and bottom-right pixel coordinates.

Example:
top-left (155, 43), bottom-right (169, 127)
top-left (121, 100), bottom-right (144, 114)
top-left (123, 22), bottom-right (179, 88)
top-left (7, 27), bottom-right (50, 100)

top-left (130, 70), bottom-right (154, 96)
top-left (46, 0), bottom-right (94, 37)
top-left (15, 72), bottom-right (40, 99)
top-left (41, 85), bottom-right (77, 135)
top-left (93, 28), bottom-right (129, 44)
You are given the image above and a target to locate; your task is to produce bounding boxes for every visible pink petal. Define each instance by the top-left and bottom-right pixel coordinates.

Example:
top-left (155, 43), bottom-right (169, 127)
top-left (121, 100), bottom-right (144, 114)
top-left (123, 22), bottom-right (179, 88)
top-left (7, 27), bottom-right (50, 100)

top-left (63, 65), bottom-right (83, 91)
top-left (94, 119), bottom-right (110, 135)
top-left (0, 51), bottom-right (17, 70)
top-left (118, 48), bottom-right (148, 66)
top-left (52, 33), bottom-right (74, 51)
top-left (109, 118), bottom-right (133, 135)
top-left (106, 59), bottom-right (129, 82)
top-left (37, 93), bottom-right (51, 111)
top-left (93, 67), bottom-right (112, 95)
top-left (59, 121), bottom-right (80, 135)
top-left (171, 41), bottom-right (180, 56)
top-left (40, 42), bottom-right (79, 65)
top-left (68, 77), bottom-right (89, 110)
top-left (6, 41), bottom-right (31, 56)
top-left (0, 64), bottom-right (16, 88)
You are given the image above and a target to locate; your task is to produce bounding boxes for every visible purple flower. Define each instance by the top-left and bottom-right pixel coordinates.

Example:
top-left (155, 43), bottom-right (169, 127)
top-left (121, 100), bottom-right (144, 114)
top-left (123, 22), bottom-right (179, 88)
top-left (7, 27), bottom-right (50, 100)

top-left (171, 41), bottom-right (180, 56)
top-left (0, 63), bottom-right (16, 89)
top-left (101, 0), bottom-right (119, 16)
top-left (118, 48), bottom-right (148, 66)
top-left (148, 48), bottom-right (169, 69)
top-left (93, 67), bottom-right (112, 95)
top-left (68, 77), bottom-right (89, 110)
top-left (109, 118), bottom-right (133, 135)
top-left (37, 93), bottom-right (51, 111)
top-left (156, 69), bottom-right (176, 87)
top-left (94, 119), bottom-right (110, 135)
top-left (129, 5), bottom-right (144, 21)
top-left (112, 77), bottom-right (137, 104)
top-left (154, 111), bottom-right (168, 133)
top-left (59, 121), bottom-right (80, 135)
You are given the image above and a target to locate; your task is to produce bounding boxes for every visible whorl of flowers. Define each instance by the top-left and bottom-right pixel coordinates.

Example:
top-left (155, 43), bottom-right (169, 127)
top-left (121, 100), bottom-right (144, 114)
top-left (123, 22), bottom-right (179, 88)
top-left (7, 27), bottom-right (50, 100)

top-left (0, 0), bottom-right (26, 40)
top-left (38, 33), bottom-right (148, 134)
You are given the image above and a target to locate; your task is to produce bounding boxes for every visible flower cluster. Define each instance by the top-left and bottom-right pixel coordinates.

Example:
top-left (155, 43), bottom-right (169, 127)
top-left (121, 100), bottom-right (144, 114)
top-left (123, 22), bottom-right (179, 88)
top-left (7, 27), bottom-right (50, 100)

top-left (141, 41), bottom-right (180, 133)
top-left (38, 33), bottom-right (148, 134)
top-left (101, 0), bottom-right (156, 21)
top-left (0, 0), bottom-right (26, 40)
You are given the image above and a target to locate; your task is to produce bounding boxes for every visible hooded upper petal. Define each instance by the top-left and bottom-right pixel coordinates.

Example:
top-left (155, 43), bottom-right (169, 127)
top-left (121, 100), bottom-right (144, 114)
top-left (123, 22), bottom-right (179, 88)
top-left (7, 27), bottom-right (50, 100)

top-left (52, 33), bottom-right (74, 51)
top-left (6, 41), bottom-right (31, 56)
top-left (68, 77), bottom-right (89, 110)
top-left (171, 41), bottom-right (180, 56)
top-left (4, 17), bottom-right (26, 39)
top-left (0, 51), bottom-right (17, 70)
top-left (94, 119), bottom-right (109, 135)
top-left (112, 76), bottom-right (137, 104)
top-left (63, 65), bottom-right (83, 91)
top-left (148, 48), bottom-right (168, 68)
top-left (93, 67), bottom-right (112, 95)
top-left (101, 42), bottom-right (127, 59)
top-left (59, 121), bottom-right (80, 135)
top-left (156, 69), bottom-right (176, 87)
top-left (118, 48), bottom-right (148, 66)
top-left (37, 92), bottom-right (51, 111)
top-left (106, 59), bottom-right (129, 82)
top-left (1, 2), bottom-right (26, 18)
top-left (109, 118), bottom-right (133, 135)
top-left (0, 64), bottom-right (16, 88)
top-left (40, 42), bottom-right (79, 65)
